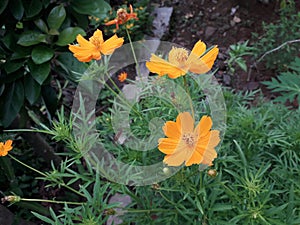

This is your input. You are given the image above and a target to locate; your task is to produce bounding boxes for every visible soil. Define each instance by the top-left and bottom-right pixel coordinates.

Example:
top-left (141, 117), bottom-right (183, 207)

top-left (155, 0), bottom-right (282, 92)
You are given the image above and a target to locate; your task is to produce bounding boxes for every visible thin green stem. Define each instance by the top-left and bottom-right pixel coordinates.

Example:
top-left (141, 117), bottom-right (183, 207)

top-left (21, 198), bottom-right (83, 205)
top-left (101, 79), bottom-right (143, 118)
top-left (8, 154), bottom-right (47, 177)
top-left (126, 28), bottom-right (141, 79)
top-left (126, 208), bottom-right (175, 213)
top-left (8, 154), bottom-right (85, 198)
top-left (158, 191), bottom-right (177, 206)
top-left (59, 183), bottom-right (85, 198)
top-left (183, 76), bottom-right (195, 119)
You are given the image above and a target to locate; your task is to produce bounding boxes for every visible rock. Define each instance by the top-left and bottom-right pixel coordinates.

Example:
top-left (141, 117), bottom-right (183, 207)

top-left (210, 12), bottom-right (220, 20)
top-left (107, 194), bottom-right (132, 225)
top-left (205, 26), bottom-right (217, 39)
top-left (223, 74), bottom-right (231, 86)
top-left (246, 81), bottom-right (259, 90)
top-left (151, 7), bottom-right (173, 39)
top-left (0, 205), bottom-right (36, 225)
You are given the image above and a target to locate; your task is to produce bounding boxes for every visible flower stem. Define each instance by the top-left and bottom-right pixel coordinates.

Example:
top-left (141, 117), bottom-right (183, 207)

top-left (126, 208), bottom-right (175, 213)
top-left (126, 28), bottom-right (141, 79)
top-left (101, 79), bottom-right (143, 119)
top-left (21, 198), bottom-right (83, 205)
top-left (183, 76), bottom-right (195, 119)
top-left (158, 191), bottom-right (177, 206)
top-left (8, 154), bottom-right (47, 177)
top-left (8, 154), bottom-right (86, 198)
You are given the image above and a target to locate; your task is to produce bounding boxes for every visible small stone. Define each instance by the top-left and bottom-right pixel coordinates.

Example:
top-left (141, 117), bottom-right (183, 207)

top-left (223, 74), bottom-right (231, 86)
top-left (205, 26), bottom-right (217, 39)
top-left (107, 194), bottom-right (132, 225)
top-left (233, 16), bottom-right (242, 23)
top-left (210, 12), bottom-right (220, 20)
top-left (247, 81), bottom-right (259, 90)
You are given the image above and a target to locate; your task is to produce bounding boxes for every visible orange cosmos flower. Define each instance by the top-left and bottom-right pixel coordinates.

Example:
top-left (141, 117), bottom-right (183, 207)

top-left (0, 140), bottom-right (13, 157)
top-left (158, 112), bottom-right (220, 167)
top-left (118, 72), bottom-right (127, 82)
top-left (105, 4), bottom-right (138, 30)
top-left (146, 40), bottom-right (219, 79)
top-left (69, 29), bottom-right (124, 62)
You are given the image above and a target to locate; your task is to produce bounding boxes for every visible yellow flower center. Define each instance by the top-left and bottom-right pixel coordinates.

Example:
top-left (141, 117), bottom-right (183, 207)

top-left (168, 47), bottom-right (189, 68)
top-left (90, 36), bottom-right (102, 50)
top-left (182, 133), bottom-right (196, 148)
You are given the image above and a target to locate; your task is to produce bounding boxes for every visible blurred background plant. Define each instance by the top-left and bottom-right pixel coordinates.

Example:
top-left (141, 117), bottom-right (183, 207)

top-left (0, 0), bottom-right (111, 128)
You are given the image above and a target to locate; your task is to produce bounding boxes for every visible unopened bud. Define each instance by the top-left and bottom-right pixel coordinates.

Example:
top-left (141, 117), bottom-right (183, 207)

top-left (163, 167), bottom-right (171, 176)
top-left (1, 195), bottom-right (21, 204)
top-left (207, 169), bottom-right (217, 177)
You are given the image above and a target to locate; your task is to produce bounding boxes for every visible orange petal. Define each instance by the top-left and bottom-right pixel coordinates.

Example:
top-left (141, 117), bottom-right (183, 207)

top-left (176, 112), bottom-right (194, 134)
top-left (189, 60), bottom-right (211, 74)
top-left (69, 45), bottom-right (100, 62)
top-left (163, 121), bottom-right (181, 139)
top-left (190, 40), bottom-right (206, 58)
top-left (189, 46), bottom-right (219, 74)
top-left (90, 29), bottom-right (104, 46)
top-left (207, 130), bottom-right (220, 149)
top-left (105, 19), bottom-right (118, 26)
top-left (158, 137), bottom-right (180, 155)
top-left (146, 54), bottom-right (186, 79)
top-left (185, 147), bottom-right (204, 166)
top-left (101, 34), bottom-right (124, 55)
top-left (201, 46), bottom-right (219, 67)
top-left (163, 148), bottom-right (189, 166)
top-left (195, 116), bottom-right (212, 138)
top-left (201, 148), bottom-right (217, 166)
top-left (76, 34), bottom-right (93, 47)
top-left (194, 130), bottom-right (219, 166)
top-left (4, 140), bottom-right (13, 151)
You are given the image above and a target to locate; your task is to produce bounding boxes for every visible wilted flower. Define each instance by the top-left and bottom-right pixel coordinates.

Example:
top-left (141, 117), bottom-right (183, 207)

top-left (105, 5), bottom-right (138, 30)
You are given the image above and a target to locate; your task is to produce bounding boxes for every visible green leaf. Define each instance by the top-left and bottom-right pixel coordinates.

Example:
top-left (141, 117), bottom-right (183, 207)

top-left (0, 0), bottom-right (8, 14)
top-left (0, 81), bottom-right (24, 127)
top-left (0, 69), bottom-right (24, 83)
top-left (211, 204), bottom-right (234, 211)
top-left (4, 60), bottom-right (24, 73)
top-left (34, 19), bottom-right (49, 33)
top-left (42, 85), bottom-right (58, 115)
top-left (31, 212), bottom-right (54, 224)
top-left (24, 74), bottom-right (41, 105)
top-left (47, 4), bottom-right (66, 30)
top-left (28, 60), bottom-right (50, 84)
top-left (17, 32), bottom-right (47, 46)
top-left (236, 57), bottom-right (247, 72)
top-left (56, 52), bottom-right (88, 82)
top-left (9, 0), bottom-right (24, 20)
top-left (23, 0), bottom-right (42, 18)
top-left (11, 46), bottom-right (31, 60)
top-left (55, 27), bottom-right (86, 46)
top-left (71, 0), bottom-right (111, 19)
top-left (2, 32), bottom-right (17, 50)
top-left (31, 45), bottom-right (54, 64)
top-left (56, 27), bottom-right (86, 46)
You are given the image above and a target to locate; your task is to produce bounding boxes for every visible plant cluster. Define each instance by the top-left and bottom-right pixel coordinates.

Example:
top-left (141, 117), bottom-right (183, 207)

top-left (1, 1), bottom-right (300, 225)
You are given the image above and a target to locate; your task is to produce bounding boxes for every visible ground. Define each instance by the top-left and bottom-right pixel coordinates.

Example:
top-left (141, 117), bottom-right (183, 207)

top-left (156, 0), bottom-right (281, 91)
